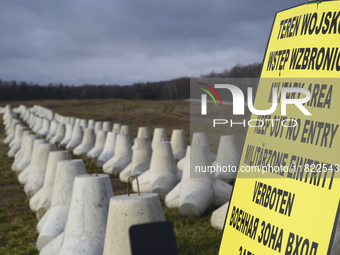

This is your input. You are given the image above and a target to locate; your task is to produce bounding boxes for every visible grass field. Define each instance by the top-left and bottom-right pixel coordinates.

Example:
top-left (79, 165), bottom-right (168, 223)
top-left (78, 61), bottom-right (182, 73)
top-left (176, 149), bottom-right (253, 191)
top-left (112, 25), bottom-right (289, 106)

top-left (0, 99), bottom-right (248, 254)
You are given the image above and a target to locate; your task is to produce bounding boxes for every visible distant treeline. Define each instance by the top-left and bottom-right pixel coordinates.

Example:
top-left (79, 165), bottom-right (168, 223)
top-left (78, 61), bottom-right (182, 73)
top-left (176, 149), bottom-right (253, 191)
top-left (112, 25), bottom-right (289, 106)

top-left (0, 63), bottom-right (261, 101)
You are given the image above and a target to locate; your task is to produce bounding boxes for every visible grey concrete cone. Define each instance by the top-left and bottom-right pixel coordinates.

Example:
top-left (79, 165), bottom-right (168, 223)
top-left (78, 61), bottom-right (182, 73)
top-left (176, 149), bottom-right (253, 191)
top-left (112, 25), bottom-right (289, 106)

top-left (102, 193), bottom-right (166, 255)
top-left (18, 138), bottom-right (47, 185)
top-left (32, 117), bottom-right (43, 133)
top-left (38, 119), bottom-right (50, 136)
top-left (118, 163), bottom-right (132, 183)
top-left (59, 115), bottom-right (67, 124)
top-left (103, 133), bottom-right (132, 176)
top-left (94, 121), bottom-right (103, 135)
top-left (73, 128), bottom-right (95, 156)
top-left (74, 118), bottom-right (81, 126)
top-left (119, 137), bottom-right (152, 183)
top-left (191, 132), bottom-right (216, 163)
top-left (36, 159), bottom-right (87, 250)
top-left (59, 124), bottom-right (73, 148)
top-left (137, 126), bottom-right (151, 139)
top-left (40, 232), bottom-right (64, 255)
top-left (132, 126), bottom-right (151, 150)
top-left (4, 114), bottom-right (13, 131)
top-left (4, 119), bottom-right (19, 144)
top-left (3, 107), bottom-right (13, 124)
top-left (213, 135), bottom-right (240, 183)
top-left (69, 117), bottom-right (76, 125)
top-left (28, 114), bottom-right (36, 130)
top-left (165, 144), bottom-right (232, 216)
top-left (57, 174), bottom-right (113, 255)
top-left (25, 143), bottom-right (57, 199)
top-left (102, 121), bottom-right (112, 132)
top-left (211, 202), bottom-right (229, 230)
top-left (8, 125), bottom-right (27, 158)
top-left (88, 119), bottom-right (95, 129)
top-left (170, 129), bottom-right (187, 161)
top-left (132, 141), bottom-right (177, 200)
top-left (11, 130), bottom-right (32, 171)
top-left (4, 115), bottom-right (16, 134)
top-left (152, 127), bottom-right (168, 149)
top-left (112, 123), bottom-right (121, 133)
top-left (97, 131), bottom-right (119, 167)
top-left (11, 129), bottom-right (28, 163)
top-left (66, 125), bottom-right (83, 151)
top-left (49, 123), bottom-right (66, 144)
top-left (80, 118), bottom-right (88, 131)
top-left (178, 145), bottom-right (215, 216)
top-left (120, 124), bottom-right (133, 145)
top-left (46, 120), bottom-right (58, 140)
top-left (87, 130), bottom-right (107, 160)
top-left (35, 150), bottom-right (69, 220)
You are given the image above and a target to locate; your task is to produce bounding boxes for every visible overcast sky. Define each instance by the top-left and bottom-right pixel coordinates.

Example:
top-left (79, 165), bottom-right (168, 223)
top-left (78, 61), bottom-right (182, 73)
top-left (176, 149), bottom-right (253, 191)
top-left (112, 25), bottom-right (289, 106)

top-left (0, 0), bottom-right (306, 86)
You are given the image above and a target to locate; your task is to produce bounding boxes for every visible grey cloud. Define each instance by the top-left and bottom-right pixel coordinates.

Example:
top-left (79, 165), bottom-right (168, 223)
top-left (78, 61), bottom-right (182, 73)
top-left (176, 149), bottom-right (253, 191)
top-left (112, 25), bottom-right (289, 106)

top-left (0, 0), bottom-right (306, 85)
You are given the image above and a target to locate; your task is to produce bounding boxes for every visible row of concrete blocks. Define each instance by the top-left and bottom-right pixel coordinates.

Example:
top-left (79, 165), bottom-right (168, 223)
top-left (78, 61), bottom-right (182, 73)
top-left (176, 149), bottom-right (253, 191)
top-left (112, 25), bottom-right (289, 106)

top-left (4, 104), bottom-right (234, 230)
top-left (2, 105), bottom-right (169, 255)
top-left (3, 103), bottom-right (235, 227)
top-left (17, 105), bottom-right (236, 216)
top-left (12, 103), bottom-right (340, 254)
top-left (10, 105), bottom-right (187, 166)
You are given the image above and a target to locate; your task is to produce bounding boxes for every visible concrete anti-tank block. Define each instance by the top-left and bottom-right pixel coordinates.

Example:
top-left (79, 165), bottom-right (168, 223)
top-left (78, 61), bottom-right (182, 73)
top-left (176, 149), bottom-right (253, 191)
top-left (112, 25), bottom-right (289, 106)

top-left (103, 133), bottom-right (132, 176)
top-left (165, 145), bottom-right (232, 216)
top-left (4, 119), bottom-right (19, 144)
top-left (36, 159), bottom-right (87, 250)
top-left (18, 139), bottom-right (47, 185)
top-left (137, 126), bottom-right (150, 139)
top-left (87, 130), bottom-right (107, 160)
top-left (97, 131), bottom-right (119, 167)
top-left (103, 193), bottom-right (165, 255)
top-left (88, 119), bottom-right (95, 129)
top-left (132, 141), bottom-right (178, 200)
top-left (73, 128), bottom-right (95, 156)
top-left (213, 135), bottom-right (240, 183)
top-left (102, 121), bottom-right (112, 132)
top-left (112, 123), bottom-right (121, 133)
top-left (39, 119), bottom-right (50, 136)
top-left (152, 127), bottom-right (168, 149)
top-left (120, 124), bottom-right (133, 145)
top-left (170, 129), bottom-right (187, 161)
top-left (119, 137), bottom-right (152, 183)
top-left (211, 202), bottom-right (229, 230)
top-left (66, 125), bottom-right (83, 151)
top-left (94, 121), bottom-right (103, 135)
top-left (80, 118), bottom-right (88, 131)
top-left (25, 143), bottom-right (57, 199)
top-left (11, 130), bottom-right (32, 171)
top-left (59, 124), bottom-right (73, 148)
top-left (46, 120), bottom-right (58, 140)
top-left (49, 123), bottom-right (66, 144)
top-left (7, 124), bottom-right (26, 157)
top-left (40, 232), bottom-right (64, 255)
top-left (35, 150), bottom-right (69, 219)
top-left (57, 174), bottom-right (113, 255)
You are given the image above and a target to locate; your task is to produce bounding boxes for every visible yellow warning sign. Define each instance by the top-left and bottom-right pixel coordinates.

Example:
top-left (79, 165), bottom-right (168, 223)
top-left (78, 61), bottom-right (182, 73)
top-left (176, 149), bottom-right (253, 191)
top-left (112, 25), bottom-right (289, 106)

top-left (219, 1), bottom-right (340, 255)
